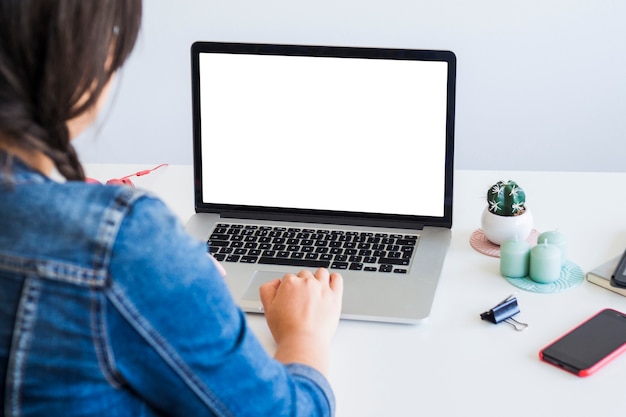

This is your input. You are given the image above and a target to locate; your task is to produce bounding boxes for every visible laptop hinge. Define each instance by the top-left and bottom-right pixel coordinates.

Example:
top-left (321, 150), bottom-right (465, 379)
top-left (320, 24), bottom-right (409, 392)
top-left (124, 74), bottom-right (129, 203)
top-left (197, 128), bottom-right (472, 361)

top-left (217, 210), bottom-right (426, 231)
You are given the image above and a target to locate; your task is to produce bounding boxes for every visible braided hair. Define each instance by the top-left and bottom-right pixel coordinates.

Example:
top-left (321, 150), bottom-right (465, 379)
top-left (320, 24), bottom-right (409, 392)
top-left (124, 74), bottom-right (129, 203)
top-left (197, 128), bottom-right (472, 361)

top-left (0, 0), bottom-right (142, 180)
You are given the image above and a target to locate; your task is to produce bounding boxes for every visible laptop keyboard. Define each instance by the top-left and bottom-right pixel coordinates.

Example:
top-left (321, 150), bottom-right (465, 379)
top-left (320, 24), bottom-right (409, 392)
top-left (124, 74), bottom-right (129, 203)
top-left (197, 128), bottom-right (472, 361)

top-left (207, 223), bottom-right (419, 274)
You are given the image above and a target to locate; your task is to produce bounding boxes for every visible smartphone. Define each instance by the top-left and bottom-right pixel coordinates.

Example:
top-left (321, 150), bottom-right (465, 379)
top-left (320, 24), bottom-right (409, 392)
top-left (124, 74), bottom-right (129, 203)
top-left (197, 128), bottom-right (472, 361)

top-left (539, 309), bottom-right (626, 377)
top-left (611, 248), bottom-right (626, 289)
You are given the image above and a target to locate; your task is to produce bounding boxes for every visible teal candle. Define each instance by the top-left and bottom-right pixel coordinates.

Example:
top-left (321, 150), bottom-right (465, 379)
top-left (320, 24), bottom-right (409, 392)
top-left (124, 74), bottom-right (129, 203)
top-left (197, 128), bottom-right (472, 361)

top-left (500, 239), bottom-right (530, 278)
top-left (529, 240), bottom-right (562, 283)
top-left (537, 230), bottom-right (567, 266)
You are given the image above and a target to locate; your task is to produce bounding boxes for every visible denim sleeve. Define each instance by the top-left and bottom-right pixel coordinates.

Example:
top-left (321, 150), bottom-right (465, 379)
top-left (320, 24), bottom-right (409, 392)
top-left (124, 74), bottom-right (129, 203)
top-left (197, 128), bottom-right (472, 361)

top-left (104, 195), bottom-right (335, 417)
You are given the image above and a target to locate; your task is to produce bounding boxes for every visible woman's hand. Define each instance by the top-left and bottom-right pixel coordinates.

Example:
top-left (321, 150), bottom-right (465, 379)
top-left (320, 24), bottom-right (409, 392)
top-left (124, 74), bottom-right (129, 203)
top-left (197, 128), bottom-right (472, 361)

top-left (259, 268), bottom-right (343, 375)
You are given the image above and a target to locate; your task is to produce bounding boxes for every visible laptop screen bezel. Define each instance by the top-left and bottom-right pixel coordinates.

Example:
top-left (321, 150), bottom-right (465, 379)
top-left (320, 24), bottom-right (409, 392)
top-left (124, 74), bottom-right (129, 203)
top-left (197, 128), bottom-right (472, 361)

top-left (191, 41), bottom-right (455, 229)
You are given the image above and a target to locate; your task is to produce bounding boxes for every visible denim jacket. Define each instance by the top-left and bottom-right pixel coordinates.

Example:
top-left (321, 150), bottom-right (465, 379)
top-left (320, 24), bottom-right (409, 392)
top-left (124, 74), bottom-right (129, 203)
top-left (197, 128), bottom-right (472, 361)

top-left (0, 155), bottom-right (335, 417)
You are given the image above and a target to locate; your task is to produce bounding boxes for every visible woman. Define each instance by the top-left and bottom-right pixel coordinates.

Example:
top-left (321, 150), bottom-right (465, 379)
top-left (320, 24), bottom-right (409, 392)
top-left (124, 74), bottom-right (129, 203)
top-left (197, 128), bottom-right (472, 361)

top-left (0, 1), bottom-right (343, 416)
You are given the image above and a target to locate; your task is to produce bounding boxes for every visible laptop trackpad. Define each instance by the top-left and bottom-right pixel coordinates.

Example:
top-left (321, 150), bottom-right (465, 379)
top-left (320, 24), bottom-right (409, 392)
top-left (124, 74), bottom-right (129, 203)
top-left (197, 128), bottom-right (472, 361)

top-left (241, 271), bottom-right (283, 302)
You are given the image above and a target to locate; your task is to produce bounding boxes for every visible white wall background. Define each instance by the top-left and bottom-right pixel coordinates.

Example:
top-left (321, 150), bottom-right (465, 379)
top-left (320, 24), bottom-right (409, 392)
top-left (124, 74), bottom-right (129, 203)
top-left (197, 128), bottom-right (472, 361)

top-left (74, 0), bottom-right (626, 172)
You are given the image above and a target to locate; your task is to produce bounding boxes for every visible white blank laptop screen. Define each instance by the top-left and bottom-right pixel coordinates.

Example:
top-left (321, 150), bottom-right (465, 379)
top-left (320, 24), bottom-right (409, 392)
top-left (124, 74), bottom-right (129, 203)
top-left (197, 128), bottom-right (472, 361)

top-left (198, 52), bottom-right (449, 218)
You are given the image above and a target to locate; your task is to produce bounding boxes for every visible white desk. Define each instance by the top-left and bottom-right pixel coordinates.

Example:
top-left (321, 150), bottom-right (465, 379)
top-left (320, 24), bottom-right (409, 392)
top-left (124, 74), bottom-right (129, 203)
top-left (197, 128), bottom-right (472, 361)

top-left (86, 164), bottom-right (626, 417)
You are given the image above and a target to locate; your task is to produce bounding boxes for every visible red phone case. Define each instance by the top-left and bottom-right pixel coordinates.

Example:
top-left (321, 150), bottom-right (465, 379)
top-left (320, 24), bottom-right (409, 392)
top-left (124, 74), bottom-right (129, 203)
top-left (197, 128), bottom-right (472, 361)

top-left (539, 309), bottom-right (626, 377)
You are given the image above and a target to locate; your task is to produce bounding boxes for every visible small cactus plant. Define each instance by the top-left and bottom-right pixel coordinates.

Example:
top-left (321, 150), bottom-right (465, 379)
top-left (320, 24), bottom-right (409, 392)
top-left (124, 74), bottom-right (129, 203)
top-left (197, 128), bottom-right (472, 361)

top-left (487, 180), bottom-right (526, 216)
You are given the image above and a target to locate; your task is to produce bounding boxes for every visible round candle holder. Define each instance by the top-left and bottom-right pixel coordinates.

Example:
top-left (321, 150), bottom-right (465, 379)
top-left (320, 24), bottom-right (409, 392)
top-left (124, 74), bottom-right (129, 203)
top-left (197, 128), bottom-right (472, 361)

top-left (503, 260), bottom-right (584, 294)
top-left (469, 228), bottom-right (539, 258)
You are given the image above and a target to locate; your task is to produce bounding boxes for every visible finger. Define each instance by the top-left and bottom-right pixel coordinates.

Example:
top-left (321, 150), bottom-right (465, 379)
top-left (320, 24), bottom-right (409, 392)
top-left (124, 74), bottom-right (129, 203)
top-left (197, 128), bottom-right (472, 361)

top-left (259, 278), bottom-right (281, 307)
top-left (281, 273), bottom-right (299, 284)
top-left (296, 269), bottom-right (315, 280)
top-left (329, 272), bottom-right (344, 295)
top-left (314, 268), bottom-right (331, 285)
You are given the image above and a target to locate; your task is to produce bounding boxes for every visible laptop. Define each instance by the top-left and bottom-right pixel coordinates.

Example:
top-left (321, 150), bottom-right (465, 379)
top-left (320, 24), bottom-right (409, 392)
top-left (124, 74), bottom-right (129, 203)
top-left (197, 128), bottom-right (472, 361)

top-left (185, 42), bottom-right (456, 324)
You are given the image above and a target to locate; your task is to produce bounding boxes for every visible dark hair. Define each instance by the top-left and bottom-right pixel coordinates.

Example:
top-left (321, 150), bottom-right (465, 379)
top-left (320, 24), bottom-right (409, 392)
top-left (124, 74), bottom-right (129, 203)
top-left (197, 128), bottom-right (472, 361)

top-left (0, 0), bottom-right (142, 180)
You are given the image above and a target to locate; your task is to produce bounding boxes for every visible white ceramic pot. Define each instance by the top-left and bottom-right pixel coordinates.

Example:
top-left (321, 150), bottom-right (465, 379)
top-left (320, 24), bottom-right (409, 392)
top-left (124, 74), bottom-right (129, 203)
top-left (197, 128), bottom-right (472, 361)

top-left (480, 207), bottom-right (533, 245)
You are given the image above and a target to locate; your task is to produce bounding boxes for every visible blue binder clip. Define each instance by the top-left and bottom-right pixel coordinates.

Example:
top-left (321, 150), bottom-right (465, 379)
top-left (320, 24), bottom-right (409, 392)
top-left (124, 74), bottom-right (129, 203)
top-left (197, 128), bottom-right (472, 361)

top-left (480, 295), bottom-right (528, 331)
